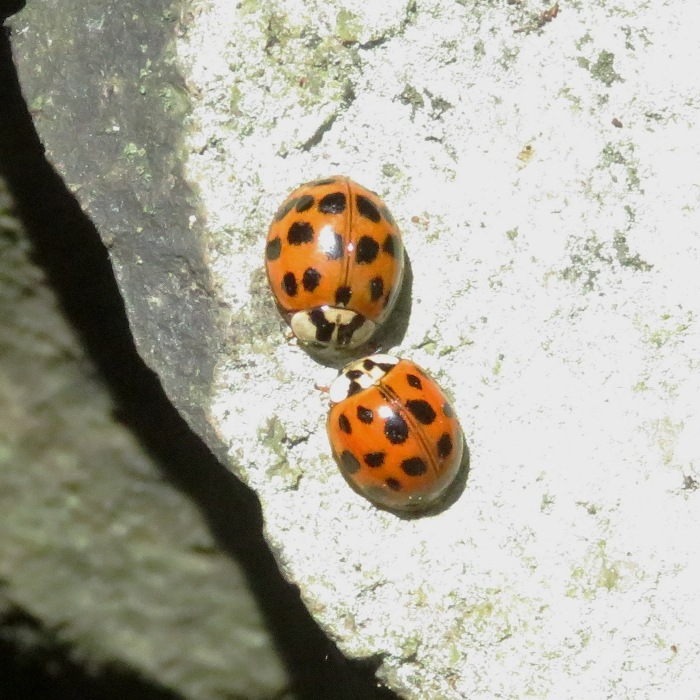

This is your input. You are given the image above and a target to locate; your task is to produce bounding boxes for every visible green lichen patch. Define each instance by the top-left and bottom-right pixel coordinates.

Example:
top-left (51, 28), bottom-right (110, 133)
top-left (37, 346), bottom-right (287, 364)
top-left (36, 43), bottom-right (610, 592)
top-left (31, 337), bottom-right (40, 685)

top-left (258, 415), bottom-right (288, 463)
top-left (590, 50), bottom-right (623, 86)
top-left (566, 539), bottom-right (626, 599)
top-left (600, 142), bottom-right (642, 191)
top-left (613, 231), bottom-right (652, 271)
top-left (649, 417), bottom-right (683, 467)
top-left (221, 8), bottom-right (363, 147)
top-left (560, 233), bottom-right (612, 292)
top-left (636, 310), bottom-right (693, 351)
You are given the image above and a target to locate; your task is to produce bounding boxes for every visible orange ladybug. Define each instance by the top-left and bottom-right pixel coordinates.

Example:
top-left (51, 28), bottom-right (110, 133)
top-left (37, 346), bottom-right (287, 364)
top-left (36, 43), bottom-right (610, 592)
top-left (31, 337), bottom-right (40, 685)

top-left (327, 354), bottom-right (464, 511)
top-left (265, 176), bottom-right (404, 353)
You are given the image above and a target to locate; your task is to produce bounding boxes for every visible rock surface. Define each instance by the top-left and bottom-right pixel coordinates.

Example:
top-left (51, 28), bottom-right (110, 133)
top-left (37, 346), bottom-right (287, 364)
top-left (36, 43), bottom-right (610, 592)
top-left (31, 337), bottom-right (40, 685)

top-left (10, 0), bottom-right (700, 698)
top-left (0, 171), bottom-right (290, 698)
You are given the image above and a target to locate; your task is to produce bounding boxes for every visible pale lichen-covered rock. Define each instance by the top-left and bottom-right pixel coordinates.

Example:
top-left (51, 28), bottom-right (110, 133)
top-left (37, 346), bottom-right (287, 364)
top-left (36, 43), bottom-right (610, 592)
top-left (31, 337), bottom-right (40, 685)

top-left (11, 0), bottom-right (700, 698)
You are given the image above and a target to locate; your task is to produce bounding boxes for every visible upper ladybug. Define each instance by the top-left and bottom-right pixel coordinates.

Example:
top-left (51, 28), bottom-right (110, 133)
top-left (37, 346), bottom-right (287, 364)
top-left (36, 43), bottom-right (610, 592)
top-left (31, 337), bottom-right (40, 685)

top-left (265, 176), bottom-right (404, 354)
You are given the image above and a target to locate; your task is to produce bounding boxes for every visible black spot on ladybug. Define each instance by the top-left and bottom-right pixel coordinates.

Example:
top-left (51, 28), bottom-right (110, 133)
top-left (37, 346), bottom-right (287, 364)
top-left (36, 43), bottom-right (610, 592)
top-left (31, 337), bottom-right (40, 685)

top-left (287, 221), bottom-right (314, 245)
top-left (380, 205), bottom-right (396, 227)
top-left (356, 194), bottom-right (381, 222)
top-left (282, 272), bottom-right (297, 296)
top-left (347, 381), bottom-right (362, 397)
top-left (356, 236), bottom-right (380, 264)
top-left (364, 451), bottom-right (385, 467)
top-left (382, 234), bottom-right (398, 257)
top-left (337, 314), bottom-right (367, 346)
top-left (302, 268), bottom-right (321, 292)
top-left (266, 237), bottom-right (282, 261)
top-left (295, 194), bottom-right (314, 212)
top-left (357, 406), bottom-right (373, 423)
top-left (325, 231), bottom-right (344, 260)
top-left (401, 456), bottom-right (428, 477)
top-left (369, 276), bottom-right (384, 302)
top-left (338, 414), bottom-right (352, 434)
top-left (386, 477), bottom-right (402, 491)
top-left (406, 373), bottom-right (422, 390)
top-left (346, 369), bottom-right (363, 380)
top-left (437, 432), bottom-right (453, 459)
top-left (362, 358), bottom-right (376, 370)
top-left (377, 361), bottom-right (396, 373)
top-left (311, 177), bottom-right (338, 187)
top-left (335, 285), bottom-right (352, 306)
top-left (443, 402), bottom-right (455, 418)
top-left (407, 399), bottom-right (436, 425)
top-left (319, 192), bottom-right (347, 214)
top-left (275, 197), bottom-right (298, 221)
top-left (340, 450), bottom-right (361, 474)
top-left (309, 308), bottom-right (334, 342)
top-left (384, 412), bottom-right (409, 444)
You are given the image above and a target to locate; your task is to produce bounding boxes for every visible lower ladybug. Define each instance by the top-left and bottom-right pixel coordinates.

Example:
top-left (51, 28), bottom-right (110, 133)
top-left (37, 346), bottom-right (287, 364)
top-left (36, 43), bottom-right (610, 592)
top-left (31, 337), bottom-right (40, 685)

top-left (327, 354), bottom-right (464, 511)
top-left (265, 176), bottom-right (404, 354)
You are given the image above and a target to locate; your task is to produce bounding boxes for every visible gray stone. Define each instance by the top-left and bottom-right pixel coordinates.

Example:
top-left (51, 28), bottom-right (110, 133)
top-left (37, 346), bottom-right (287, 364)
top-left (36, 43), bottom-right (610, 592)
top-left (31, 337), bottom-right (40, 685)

top-left (0, 176), bottom-right (290, 697)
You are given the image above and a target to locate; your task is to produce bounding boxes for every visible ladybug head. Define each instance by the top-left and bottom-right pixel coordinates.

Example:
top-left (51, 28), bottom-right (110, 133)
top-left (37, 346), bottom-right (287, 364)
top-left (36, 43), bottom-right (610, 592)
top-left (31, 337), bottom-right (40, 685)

top-left (328, 354), bottom-right (399, 404)
top-left (289, 307), bottom-right (376, 352)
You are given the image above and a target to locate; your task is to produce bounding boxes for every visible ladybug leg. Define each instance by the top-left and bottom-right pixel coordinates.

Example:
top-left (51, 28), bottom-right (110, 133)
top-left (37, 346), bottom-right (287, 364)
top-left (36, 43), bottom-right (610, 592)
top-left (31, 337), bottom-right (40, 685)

top-left (285, 329), bottom-right (298, 346)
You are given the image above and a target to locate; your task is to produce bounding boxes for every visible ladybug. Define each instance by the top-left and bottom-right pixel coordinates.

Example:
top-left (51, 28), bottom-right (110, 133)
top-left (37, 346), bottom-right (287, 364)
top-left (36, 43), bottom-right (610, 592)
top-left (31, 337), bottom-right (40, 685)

top-left (265, 176), bottom-right (404, 353)
top-left (327, 354), bottom-right (464, 511)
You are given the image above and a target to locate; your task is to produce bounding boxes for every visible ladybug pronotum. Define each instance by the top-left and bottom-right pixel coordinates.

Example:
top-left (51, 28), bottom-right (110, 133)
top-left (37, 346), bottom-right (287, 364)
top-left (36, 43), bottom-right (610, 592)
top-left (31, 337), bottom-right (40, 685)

top-left (265, 176), bottom-right (404, 353)
top-left (327, 354), bottom-right (464, 511)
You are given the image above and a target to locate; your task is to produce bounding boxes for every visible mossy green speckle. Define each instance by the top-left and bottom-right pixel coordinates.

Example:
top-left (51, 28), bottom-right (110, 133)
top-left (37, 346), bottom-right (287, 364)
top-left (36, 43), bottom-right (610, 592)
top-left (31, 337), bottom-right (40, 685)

top-left (381, 163), bottom-right (401, 179)
top-left (123, 142), bottom-right (147, 159)
top-left (492, 354), bottom-right (504, 376)
top-left (636, 310), bottom-right (692, 350)
top-left (239, 0), bottom-right (261, 15)
top-left (590, 50), bottom-right (623, 87)
top-left (157, 85), bottom-right (189, 117)
top-left (575, 33), bottom-right (593, 51)
top-left (219, 7), bottom-right (364, 149)
top-left (621, 24), bottom-right (652, 51)
top-left (540, 493), bottom-right (555, 513)
top-left (399, 85), bottom-right (425, 119)
top-left (558, 86), bottom-right (583, 113)
top-left (469, 599), bottom-right (494, 622)
top-left (258, 415), bottom-right (291, 467)
top-left (30, 94), bottom-right (49, 112)
top-left (560, 234), bottom-right (610, 292)
top-left (336, 8), bottom-right (362, 43)
top-left (651, 417), bottom-right (683, 466)
top-left (498, 44), bottom-right (520, 72)
top-left (567, 539), bottom-right (628, 599)
top-left (613, 231), bottom-right (652, 271)
top-left (597, 558), bottom-right (620, 591)
top-left (600, 142), bottom-right (641, 190)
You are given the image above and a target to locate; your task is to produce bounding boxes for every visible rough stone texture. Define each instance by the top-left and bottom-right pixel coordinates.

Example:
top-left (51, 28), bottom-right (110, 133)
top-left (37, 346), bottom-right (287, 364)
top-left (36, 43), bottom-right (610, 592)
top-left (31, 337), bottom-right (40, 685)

top-left (10, 0), bottom-right (700, 698)
top-left (0, 179), bottom-right (290, 698)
